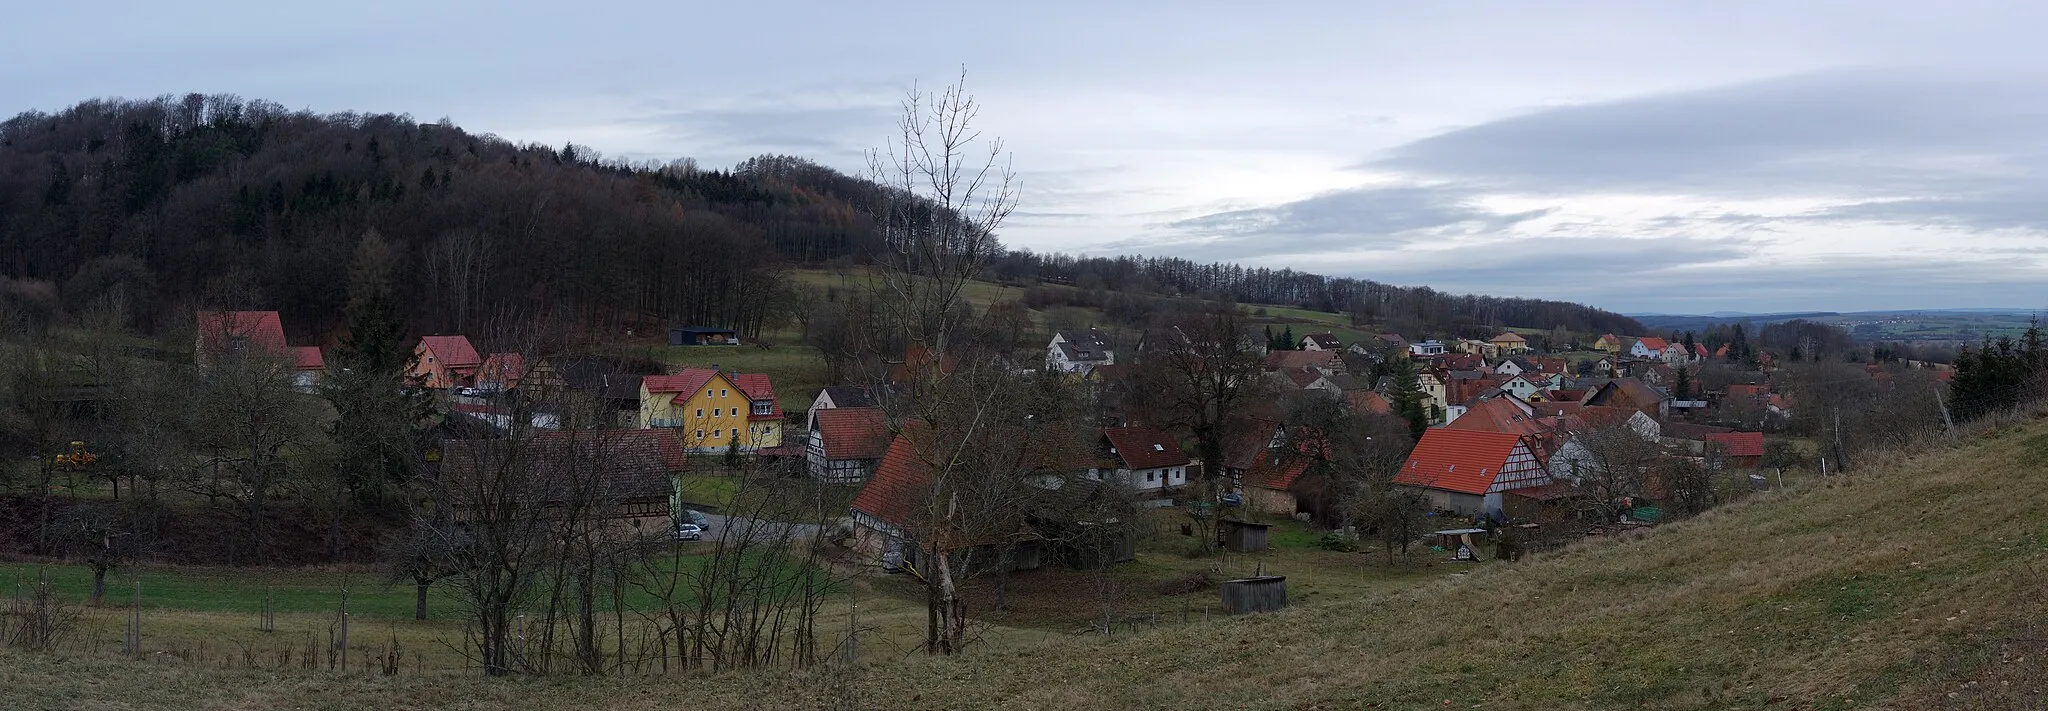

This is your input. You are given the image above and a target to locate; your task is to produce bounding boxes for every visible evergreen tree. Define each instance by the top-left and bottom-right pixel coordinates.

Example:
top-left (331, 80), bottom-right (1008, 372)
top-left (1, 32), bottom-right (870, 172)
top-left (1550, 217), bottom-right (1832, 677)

top-left (1280, 326), bottom-right (1296, 351)
top-left (1387, 357), bottom-right (1429, 439)
top-left (324, 230), bottom-right (432, 511)
top-left (1264, 326), bottom-right (1278, 351)
top-left (1673, 366), bottom-right (1692, 400)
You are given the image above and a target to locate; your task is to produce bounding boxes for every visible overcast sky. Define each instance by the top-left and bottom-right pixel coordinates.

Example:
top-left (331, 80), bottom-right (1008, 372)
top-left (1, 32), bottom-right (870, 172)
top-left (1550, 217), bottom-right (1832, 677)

top-left (8, 1), bottom-right (2048, 314)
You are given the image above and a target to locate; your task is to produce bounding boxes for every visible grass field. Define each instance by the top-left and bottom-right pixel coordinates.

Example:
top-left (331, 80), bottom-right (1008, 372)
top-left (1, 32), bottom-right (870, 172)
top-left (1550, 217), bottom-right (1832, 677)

top-left (8, 408), bottom-right (2044, 708)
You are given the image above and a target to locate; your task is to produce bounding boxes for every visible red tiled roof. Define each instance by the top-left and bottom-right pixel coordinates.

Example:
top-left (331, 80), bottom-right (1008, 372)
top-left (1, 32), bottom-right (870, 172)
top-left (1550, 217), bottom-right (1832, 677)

top-left (1263, 350), bottom-right (1342, 371)
top-left (1104, 427), bottom-right (1190, 470)
top-left (1725, 384), bottom-right (1772, 403)
top-left (645, 368), bottom-right (782, 418)
top-left (1692, 343), bottom-right (1710, 358)
top-left (1531, 400), bottom-right (1585, 418)
top-left (1245, 451), bottom-right (1311, 491)
top-left (479, 352), bottom-right (527, 388)
top-left (1704, 431), bottom-right (1765, 458)
top-left (732, 372), bottom-right (781, 419)
top-left (1577, 405), bottom-right (1638, 429)
top-left (1348, 390), bottom-right (1393, 415)
top-left (852, 431), bottom-right (933, 529)
top-left (1277, 367), bottom-right (1326, 389)
top-left (1491, 332), bottom-right (1527, 343)
top-left (1438, 353), bottom-right (1486, 371)
top-left (196, 311), bottom-right (288, 356)
top-left (1393, 429), bottom-right (1529, 496)
top-left (289, 346), bottom-right (325, 370)
top-left (644, 369), bottom-right (720, 396)
top-left (1636, 337), bottom-right (1669, 352)
top-left (1221, 416), bottom-right (1283, 471)
top-left (816, 407), bottom-right (890, 461)
top-left (1542, 389), bottom-right (1589, 404)
top-left (420, 336), bottom-right (483, 369)
top-left (1444, 397), bottom-right (1547, 438)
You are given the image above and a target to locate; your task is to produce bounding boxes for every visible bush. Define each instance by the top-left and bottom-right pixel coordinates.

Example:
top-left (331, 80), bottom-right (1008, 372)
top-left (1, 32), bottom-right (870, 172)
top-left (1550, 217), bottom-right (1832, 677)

top-left (1317, 532), bottom-right (1360, 552)
top-left (1154, 570), bottom-right (1217, 596)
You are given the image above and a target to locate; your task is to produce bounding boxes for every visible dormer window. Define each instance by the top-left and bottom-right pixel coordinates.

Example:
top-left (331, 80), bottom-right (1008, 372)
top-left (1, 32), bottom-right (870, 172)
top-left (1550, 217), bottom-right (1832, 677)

top-left (1153, 444), bottom-right (1165, 452)
top-left (752, 400), bottom-right (772, 416)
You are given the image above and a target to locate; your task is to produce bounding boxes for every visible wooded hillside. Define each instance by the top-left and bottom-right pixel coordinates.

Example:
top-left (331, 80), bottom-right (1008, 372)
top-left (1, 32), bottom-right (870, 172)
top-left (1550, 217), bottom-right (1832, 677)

top-left (0, 94), bottom-right (1641, 341)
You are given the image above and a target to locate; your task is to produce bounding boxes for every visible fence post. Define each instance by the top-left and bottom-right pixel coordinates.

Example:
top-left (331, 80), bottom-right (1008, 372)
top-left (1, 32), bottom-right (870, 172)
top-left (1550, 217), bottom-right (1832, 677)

top-left (124, 581), bottom-right (141, 656)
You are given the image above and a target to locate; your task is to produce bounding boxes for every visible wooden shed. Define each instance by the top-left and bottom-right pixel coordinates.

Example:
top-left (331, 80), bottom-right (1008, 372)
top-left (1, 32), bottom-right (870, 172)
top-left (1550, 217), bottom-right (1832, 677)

top-left (670, 327), bottom-right (739, 346)
top-left (1218, 520), bottom-right (1271, 553)
top-left (1220, 575), bottom-right (1288, 615)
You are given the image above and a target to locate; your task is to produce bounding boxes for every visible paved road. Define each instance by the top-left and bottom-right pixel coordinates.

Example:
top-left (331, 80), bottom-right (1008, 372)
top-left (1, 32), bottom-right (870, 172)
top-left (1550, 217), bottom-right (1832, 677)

top-left (695, 513), bottom-right (823, 543)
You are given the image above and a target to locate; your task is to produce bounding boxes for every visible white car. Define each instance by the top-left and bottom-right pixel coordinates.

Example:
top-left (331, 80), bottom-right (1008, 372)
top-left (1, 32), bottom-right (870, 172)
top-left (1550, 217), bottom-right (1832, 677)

top-left (673, 524), bottom-right (704, 542)
top-left (457, 386), bottom-right (480, 397)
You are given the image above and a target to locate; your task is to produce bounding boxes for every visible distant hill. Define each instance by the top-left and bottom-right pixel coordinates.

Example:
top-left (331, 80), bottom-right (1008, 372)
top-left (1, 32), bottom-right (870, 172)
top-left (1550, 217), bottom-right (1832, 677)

top-left (0, 94), bottom-right (1639, 342)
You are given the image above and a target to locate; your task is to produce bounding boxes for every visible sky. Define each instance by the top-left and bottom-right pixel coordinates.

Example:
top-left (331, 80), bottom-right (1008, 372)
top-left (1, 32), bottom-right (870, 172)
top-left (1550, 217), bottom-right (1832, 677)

top-left (6, 1), bottom-right (2048, 314)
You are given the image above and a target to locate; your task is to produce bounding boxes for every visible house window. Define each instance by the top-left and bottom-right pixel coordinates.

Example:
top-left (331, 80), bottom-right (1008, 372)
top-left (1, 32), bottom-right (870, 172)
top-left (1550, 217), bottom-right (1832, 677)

top-left (753, 401), bottom-right (772, 415)
top-left (764, 425), bottom-right (774, 435)
top-left (712, 429), bottom-right (723, 439)
top-left (696, 408), bottom-right (704, 417)
top-left (721, 389), bottom-right (728, 398)
top-left (1146, 472), bottom-right (1156, 482)
top-left (695, 430), bottom-right (704, 439)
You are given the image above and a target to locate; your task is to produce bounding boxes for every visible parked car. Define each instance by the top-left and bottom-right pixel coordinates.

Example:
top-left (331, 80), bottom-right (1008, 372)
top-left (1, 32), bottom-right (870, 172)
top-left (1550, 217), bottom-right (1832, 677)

top-left (672, 523), bottom-right (704, 542)
top-left (457, 386), bottom-right (480, 397)
top-left (679, 509), bottom-right (711, 530)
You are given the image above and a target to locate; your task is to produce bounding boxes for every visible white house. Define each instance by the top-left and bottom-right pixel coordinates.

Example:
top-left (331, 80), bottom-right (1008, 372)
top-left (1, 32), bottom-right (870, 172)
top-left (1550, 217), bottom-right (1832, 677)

top-left (807, 385), bottom-right (874, 430)
top-left (807, 407), bottom-right (890, 483)
top-left (1099, 427), bottom-right (1190, 494)
top-left (1629, 337), bottom-right (1670, 360)
top-left (1547, 410), bottom-right (1662, 484)
top-left (1410, 340), bottom-right (1448, 357)
top-left (1300, 332), bottom-right (1342, 351)
top-left (1047, 329), bottom-right (1116, 374)
top-left (1500, 375), bottom-right (1541, 401)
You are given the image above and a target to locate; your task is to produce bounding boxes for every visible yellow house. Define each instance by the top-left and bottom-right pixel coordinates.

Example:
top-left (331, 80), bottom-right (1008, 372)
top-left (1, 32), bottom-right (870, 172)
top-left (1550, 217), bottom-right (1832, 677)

top-left (639, 368), bottom-right (784, 452)
top-left (1490, 332), bottom-right (1530, 355)
top-left (1593, 333), bottom-right (1623, 353)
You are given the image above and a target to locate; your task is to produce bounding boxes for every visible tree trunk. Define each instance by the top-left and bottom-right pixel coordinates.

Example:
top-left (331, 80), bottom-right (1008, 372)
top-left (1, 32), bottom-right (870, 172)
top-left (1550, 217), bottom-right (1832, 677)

top-left (91, 565), bottom-right (107, 605)
top-left (414, 579), bottom-right (430, 621)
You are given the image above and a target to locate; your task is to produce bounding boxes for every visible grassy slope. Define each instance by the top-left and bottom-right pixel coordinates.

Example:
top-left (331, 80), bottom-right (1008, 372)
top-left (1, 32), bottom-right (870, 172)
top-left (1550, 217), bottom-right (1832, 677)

top-left (8, 416), bottom-right (2048, 709)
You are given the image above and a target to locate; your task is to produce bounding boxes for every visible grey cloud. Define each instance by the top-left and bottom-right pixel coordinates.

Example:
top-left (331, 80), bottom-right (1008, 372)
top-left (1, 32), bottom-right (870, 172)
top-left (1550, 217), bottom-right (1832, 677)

top-left (1372, 70), bottom-right (2048, 199)
top-left (1138, 184), bottom-right (1552, 261)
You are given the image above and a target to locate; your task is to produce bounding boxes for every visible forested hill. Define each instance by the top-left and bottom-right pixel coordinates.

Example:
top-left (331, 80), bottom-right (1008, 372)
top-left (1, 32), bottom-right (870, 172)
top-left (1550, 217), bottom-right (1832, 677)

top-left (0, 94), bottom-right (1641, 341)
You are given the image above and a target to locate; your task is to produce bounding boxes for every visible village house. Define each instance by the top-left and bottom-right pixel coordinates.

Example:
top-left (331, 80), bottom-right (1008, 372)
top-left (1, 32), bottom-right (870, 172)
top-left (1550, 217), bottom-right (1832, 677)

top-left (850, 430), bottom-right (1044, 573)
top-left (638, 368), bottom-right (783, 452)
top-left (1097, 427), bottom-right (1191, 496)
top-left (517, 356), bottom-right (646, 428)
top-left (807, 407), bottom-right (891, 483)
top-left (1393, 429), bottom-right (1551, 518)
top-left (1299, 332), bottom-right (1342, 351)
top-left (1047, 329), bottom-right (1115, 374)
top-left (1273, 366), bottom-right (1343, 395)
top-left (1455, 339), bottom-right (1501, 360)
top-left (1593, 333), bottom-right (1624, 353)
top-left (474, 352), bottom-right (528, 393)
top-left (1410, 340), bottom-right (1448, 357)
top-left (411, 335), bottom-right (484, 390)
top-left (1703, 431), bottom-right (1766, 469)
top-left (1495, 357), bottom-right (1532, 377)
top-left (1373, 333), bottom-right (1410, 355)
top-left (195, 311), bottom-right (326, 391)
top-left (1584, 377), bottom-right (1672, 419)
top-left (1263, 349), bottom-right (1344, 374)
top-left (1491, 332), bottom-right (1530, 355)
top-left (1629, 336), bottom-right (1670, 360)
top-left (807, 385), bottom-right (875, 430)
top-left (1546, 408), bottom-right (1664, 484)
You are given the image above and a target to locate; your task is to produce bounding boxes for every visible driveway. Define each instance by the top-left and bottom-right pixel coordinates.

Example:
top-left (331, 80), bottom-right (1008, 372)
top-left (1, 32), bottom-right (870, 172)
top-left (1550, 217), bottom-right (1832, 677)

top-left (697, 513), bottom-right (822, 543)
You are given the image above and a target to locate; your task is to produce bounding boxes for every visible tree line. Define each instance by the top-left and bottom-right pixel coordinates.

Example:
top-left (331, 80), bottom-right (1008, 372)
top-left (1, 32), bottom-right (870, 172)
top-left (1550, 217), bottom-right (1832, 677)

top-left (3, 94), bottom-right (1641, 347)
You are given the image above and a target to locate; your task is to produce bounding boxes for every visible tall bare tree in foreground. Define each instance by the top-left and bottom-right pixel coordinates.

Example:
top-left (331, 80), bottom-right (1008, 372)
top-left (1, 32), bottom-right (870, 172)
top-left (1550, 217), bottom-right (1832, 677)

top-left (866, 68), bottom-right (1015, 352)
top-left (1129, 307), bottom-right (1268, 553)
